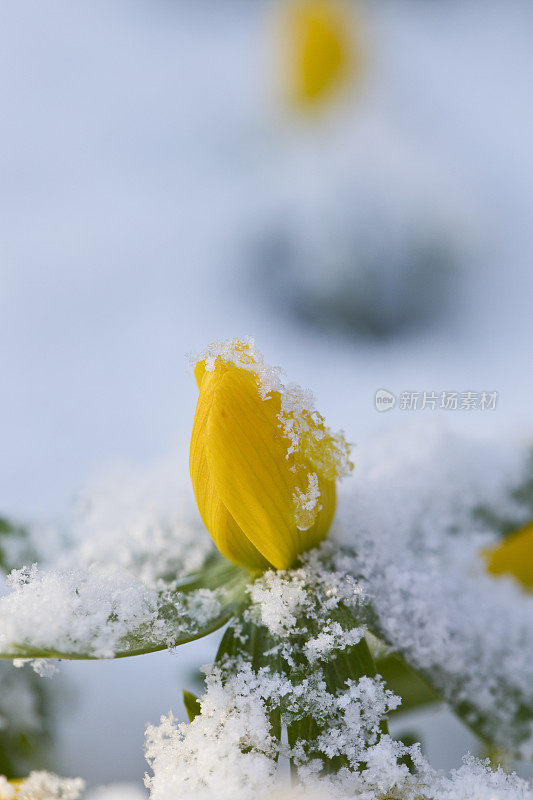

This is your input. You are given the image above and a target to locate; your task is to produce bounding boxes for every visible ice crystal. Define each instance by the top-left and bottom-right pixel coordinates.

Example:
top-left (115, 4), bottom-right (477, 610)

top-left (293, 473), bottom-right (322, 531)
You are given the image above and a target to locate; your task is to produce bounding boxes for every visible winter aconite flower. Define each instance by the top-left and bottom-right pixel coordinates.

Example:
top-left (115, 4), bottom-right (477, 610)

top-left (485, 520), bottom-right (533, 589)
top-left (281, 0), bottom-right (362, 109)
top-left (190, 339), bottom-right (352, 571)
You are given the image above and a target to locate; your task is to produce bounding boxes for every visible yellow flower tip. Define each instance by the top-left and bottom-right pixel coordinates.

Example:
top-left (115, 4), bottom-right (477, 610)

top-left (484, 519), bottom-right (533, 590)
top-left (189, 338), bottom-right (352, 571)
top-left (0, 778), bottom-right (23, 799)
top-left (283, 0), bottom-right (364, 110)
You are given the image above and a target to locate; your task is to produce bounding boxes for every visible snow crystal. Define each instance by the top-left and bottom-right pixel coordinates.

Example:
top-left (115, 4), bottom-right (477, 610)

top-left (178, 589), bottom-right (221, 629)
top-left (303, 622), bottom-right (362, 665)
top-left (0, 560), bottom-right (227, 660)
top-left (248, 546), bottom-right (365, 641)
top-left (145, 655), bottom-right (404, 800)
top-left (423, 754), bottom-right (532, 800)
top-left (293, 473), bottom-right (322, 531)
top-left (248, 570), bottom-right (308, 636)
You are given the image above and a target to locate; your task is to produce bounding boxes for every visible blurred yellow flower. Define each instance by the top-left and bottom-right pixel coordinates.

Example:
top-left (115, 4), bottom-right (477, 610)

top-left (282, 0), bottom-right (362, 109)
top-left (190, 339), bottom-right (352, 571)
top-left (485, 520), bottom-right (533, 589)
top-left (0, 780), bottom-right (22, 799)
top-left (0, 774), bottom-right (83, 800)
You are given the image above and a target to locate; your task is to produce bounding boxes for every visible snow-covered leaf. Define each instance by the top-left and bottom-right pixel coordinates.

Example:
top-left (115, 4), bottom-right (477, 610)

top-left (0, 555), bottom-right (250, 660)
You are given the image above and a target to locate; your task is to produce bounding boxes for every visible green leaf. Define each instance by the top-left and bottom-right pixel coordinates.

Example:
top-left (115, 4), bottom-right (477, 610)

top-left (0, 517), bottom-right (36, 573)
top-left (376, 653), bottom-right (439, 715)
top-left (287, 634), bottom-right (382, 777)
top-left (216, 594), bottom-right (383, 779)
top-left (216, 614), bottom-right (280, 672)
top-left (183, 690), bottom-right (202, 723)
top-left (0, 555), bottom-right (251, 660)
top-left (0, 661), bottom-right (52, 778)
top-left (115, 558), bottom-right (250, 658)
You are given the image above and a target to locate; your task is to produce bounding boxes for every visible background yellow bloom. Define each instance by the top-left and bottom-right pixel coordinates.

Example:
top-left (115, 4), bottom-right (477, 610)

top-left (281, 0), bottom-right (363, 109)
top-left (485, 520), bottom-right (533, 589)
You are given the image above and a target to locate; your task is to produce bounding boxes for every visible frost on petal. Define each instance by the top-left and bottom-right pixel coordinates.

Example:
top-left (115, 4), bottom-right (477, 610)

top-left (190, 338), bottom-right (352, 482)
top-left (293, 473), bottom-right (322, 531)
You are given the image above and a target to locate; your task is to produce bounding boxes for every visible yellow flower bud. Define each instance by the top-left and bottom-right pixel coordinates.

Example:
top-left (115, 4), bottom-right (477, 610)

top-left (189, 340), bottom-right (352, 571)
top-left (485, 519), bottom-right (533, 589)
top-left (281, 0), bottom-right (363, 109)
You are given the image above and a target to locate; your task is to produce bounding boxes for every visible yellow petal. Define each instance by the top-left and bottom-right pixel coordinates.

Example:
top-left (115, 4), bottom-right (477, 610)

top-left (205, 368), bottom-right (333, 569)
top-left (190, 367), bottom-right (269, 571)
top-left (300, 469), bottom-right (336, 546)
top-left (194, 360), bottom-right (206, 389)
top-left (285, 0), bottom-right (357, 108)
top-left (485, 520), bottom-right (533, 589)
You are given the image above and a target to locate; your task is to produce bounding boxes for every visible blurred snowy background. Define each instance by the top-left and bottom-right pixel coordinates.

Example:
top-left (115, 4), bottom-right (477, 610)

top-left (2, 0), bottom-right (533, 791)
